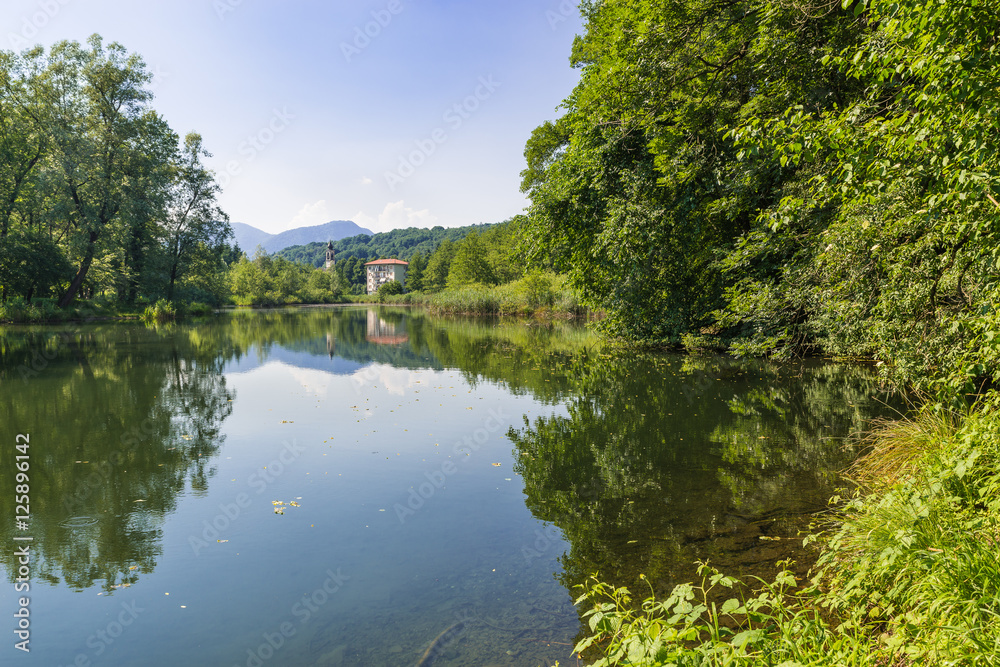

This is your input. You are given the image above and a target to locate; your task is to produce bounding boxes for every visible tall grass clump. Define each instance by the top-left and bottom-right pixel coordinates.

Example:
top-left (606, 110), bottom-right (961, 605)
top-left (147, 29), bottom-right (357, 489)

top-left (142, 299), bottom-right (177, 323)
top-left (817, 399), bottom-right (1000, 664)
top-left (414, 273), bottom-right (586, 317)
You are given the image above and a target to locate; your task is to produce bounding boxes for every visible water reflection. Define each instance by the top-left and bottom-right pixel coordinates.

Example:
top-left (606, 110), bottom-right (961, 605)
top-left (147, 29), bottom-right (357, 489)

top-left (0, 308), bottom-right (589, 597)
top-left (0, 325), bottom-right (233, 593)
top-left (0, 307), bottom-right (897, 666)
top-left (365, 309), bottom-right (409, 345)
top-left (509, 351), bottom-right (893, 596)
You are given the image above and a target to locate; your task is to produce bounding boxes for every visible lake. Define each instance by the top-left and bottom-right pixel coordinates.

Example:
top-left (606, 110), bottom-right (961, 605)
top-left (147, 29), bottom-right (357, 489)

top-left (0, 306), bottom-right (897, 666)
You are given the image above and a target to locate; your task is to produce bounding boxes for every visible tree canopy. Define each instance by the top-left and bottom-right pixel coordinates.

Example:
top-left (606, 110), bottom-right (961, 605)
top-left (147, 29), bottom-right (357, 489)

top-left (0, 35), bottom-right (235, 307)
top-left (521, 0), bottom-right (1000, 394)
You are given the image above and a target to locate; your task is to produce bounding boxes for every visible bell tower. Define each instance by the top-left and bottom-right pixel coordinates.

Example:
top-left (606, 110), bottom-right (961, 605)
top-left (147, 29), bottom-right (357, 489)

top-left (325, 241), bottom-right (335, 271)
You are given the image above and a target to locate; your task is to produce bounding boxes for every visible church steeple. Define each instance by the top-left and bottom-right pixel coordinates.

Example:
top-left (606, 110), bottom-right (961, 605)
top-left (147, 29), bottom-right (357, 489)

top-left (325, 241), bottom-right (335, 271)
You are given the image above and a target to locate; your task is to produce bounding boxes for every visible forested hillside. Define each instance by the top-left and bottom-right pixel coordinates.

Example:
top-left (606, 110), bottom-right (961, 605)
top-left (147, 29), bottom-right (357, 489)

top-left (521, 0), bottom-right (1000, 394)
top-left (275, 223), bottom-right (494, 267)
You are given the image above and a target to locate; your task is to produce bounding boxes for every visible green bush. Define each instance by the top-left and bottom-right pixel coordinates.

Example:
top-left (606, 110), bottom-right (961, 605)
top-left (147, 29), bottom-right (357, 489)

top-left (0, 297), bottom-right (30, 323)
top-left (188, 302), bottom-right (215, 317)
top-left (142, 299), bottom-right (177, 323)
top-left (376, 280), bottom-right (404, 303)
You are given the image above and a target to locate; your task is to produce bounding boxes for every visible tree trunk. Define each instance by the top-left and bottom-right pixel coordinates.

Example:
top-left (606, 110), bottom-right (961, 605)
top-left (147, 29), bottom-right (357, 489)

top-left (167, 262), bottom-right (178, 301)
top-left (58, 231), bottom-right (99, 308)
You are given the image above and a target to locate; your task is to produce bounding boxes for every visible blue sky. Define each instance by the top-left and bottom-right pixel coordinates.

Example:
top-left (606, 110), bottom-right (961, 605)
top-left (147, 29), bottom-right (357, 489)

top-left (1, 0), bottom-right (584, 234)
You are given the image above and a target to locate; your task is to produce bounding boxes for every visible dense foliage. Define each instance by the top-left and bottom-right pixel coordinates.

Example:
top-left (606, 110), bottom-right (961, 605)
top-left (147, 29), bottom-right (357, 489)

top-left (227, 247), bottom-right (343, 306)
top-left (0, 36), bottom-right (236, 308)
top-left (522, 0), bottom-right (1000, 396)
top-left (528, 2), bottom-right (1000, 664)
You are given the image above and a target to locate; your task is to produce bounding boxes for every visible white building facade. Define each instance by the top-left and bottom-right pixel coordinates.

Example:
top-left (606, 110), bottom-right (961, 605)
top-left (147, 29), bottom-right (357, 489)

top-left (364, 258), bottom-right (408, 294)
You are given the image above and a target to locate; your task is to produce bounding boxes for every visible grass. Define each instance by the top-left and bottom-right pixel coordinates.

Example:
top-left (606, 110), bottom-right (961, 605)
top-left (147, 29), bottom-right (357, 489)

top-left (408, 273), bottom-right (587, 318)
top-left (0, 296), bottom-right (148, 324)
top-left (0, 296), bottom-right (220, 325)
top-left (572, 396), bottom-right (1000, 666)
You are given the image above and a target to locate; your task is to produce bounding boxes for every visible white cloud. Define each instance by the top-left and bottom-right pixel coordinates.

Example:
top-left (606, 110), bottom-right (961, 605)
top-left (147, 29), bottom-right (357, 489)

top-left (351, 364), bottom-right (421, 397)
top-left (353, 201), bottom-right (438, 233)
top-left (288, 200), bottom-right (330, 229)
top-left (360, 176), bottom-right (373, 186)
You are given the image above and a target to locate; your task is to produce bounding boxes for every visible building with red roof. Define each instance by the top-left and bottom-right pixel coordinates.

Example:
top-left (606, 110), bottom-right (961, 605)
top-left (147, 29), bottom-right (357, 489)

top-left (364, 258), bottom-right (409, 294)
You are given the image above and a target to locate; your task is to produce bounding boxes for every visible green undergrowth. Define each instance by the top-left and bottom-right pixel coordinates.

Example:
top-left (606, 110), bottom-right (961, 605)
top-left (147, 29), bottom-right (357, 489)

top-left (408, 273), bottom-right (587, 317)
top-left (573, 397), bottom-right (1000, 666)
top-left (0, 297), bottom-right (220, 325)
top-left (0, 296), bottom-right (147, 324)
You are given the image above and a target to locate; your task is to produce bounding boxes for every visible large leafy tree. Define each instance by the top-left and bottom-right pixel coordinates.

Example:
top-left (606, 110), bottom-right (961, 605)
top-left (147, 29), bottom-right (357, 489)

top-left (0, 50), bottom-right (47, 238)
top-left (162, 132), bottom-right (231, 300)
top-left (727, 0), bottom-right (1000, 390)
top-left (521, 0), bottom-right (860, 341)
top-left (447, 230), bottom-right (498, 288)
top-left (0, 229), bottom-right (71, 300)
top-left (406, 250), bottom-right (426, 291)
top-left (424, 238), bottom-right (456, 291)
top-left (34, 36), bottom-right (176, 307)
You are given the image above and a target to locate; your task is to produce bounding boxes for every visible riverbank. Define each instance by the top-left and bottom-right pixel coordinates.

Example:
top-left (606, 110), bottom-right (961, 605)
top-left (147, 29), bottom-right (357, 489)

top-left (0, 297), bottom-right (147, 325)
top-left (0, 276), bottom-right (586, 324)
top-left (352, 274), bottom-right (591, 319)
top-left (572, 397), bottom-right (1000, 666)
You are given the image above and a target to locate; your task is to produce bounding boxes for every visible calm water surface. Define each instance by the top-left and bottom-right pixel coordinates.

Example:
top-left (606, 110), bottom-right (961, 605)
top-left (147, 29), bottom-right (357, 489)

top-left (0, 307), bottom-right (896, 666)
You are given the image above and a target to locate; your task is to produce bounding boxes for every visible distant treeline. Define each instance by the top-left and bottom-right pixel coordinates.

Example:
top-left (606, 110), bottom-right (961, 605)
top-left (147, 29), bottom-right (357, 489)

top-left (275, 221), bottom-right (524, 296)
top-left (275, 223), bottom-right (495, 268)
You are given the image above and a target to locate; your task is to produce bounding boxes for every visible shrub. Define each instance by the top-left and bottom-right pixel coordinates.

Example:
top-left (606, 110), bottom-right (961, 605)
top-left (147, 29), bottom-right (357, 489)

top-left (377, 280), bottom-right (404, 302)
top-left (142, 299), bottom-right (177, 323)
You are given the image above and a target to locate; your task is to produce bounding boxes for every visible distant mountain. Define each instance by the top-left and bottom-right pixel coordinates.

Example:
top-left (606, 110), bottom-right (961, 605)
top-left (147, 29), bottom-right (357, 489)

top-left (231, 223), bottom-right (273, 253)
top-left (232, 220), bottom-right (374, 254)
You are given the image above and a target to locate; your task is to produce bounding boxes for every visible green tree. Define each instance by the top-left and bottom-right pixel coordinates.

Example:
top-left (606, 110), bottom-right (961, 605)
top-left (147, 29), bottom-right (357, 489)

top-left (424, 238), bottom-right (456, 291)
top-left (0, 50), bottom-right (47, 238)
top-left (229, 256), bottom-right (269, 305)
top-left (521, 0), bottom-right (860, 341)
top-left (725, 0), bottom-right (1000, 391)
top-left (162, 132), bottom-right (231, 300)
top-left (0, 229), bottom-right (71, 300)
top-left (482, 217), bottom-right (526, 283)
top-left (406, 250), bottom-right (426, 291)
top-left (376, 279), bottom-right (403, 302)
top-left (37, 36), bottom-right (176, 307)
top-left (447, 230), bottom-right (497, 288)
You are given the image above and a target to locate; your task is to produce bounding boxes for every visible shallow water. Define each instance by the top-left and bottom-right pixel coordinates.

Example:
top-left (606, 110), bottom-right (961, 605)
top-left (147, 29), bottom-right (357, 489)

top-left (0, 307), bottom-right (896, 666)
